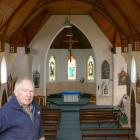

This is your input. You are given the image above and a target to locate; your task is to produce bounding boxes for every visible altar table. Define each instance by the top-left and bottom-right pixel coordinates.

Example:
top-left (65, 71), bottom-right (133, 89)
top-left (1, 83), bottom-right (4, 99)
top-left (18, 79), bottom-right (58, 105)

top-left (62, 90), bottom-right (80, 102)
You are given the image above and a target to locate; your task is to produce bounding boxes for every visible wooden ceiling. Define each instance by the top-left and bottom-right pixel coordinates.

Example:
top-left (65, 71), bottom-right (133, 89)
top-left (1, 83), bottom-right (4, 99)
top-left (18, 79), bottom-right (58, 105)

top-left (0, 0), bottom-right (140, 52)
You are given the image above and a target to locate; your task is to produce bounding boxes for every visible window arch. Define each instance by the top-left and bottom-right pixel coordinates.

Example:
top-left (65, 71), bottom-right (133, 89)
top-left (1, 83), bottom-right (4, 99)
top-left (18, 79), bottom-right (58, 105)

top-left (1, 56), bottom-right (7, 84)
top-left (49, 56), bottom-right (56, 81)
top-left (87, 56), bottom-right (94, 80)
top-left (68, 56), bottom-right (76, 80)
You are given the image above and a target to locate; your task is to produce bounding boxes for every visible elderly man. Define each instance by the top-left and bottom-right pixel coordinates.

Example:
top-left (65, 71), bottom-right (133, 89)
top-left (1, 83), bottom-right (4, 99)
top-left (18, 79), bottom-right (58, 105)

top-left (0, 77), bottom-right (45, 140)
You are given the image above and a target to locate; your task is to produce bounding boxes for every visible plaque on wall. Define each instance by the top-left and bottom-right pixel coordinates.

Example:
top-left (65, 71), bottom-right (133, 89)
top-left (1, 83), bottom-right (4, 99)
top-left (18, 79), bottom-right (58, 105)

top-left (102, 80), bottom-right (110, 96)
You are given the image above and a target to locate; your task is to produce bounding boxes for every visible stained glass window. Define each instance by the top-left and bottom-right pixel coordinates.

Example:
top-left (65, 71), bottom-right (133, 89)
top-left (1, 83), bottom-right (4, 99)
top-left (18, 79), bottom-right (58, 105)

top-left (68, 56), bottom-right (76, 80)
top-left (49, 56), bottom-right (56, 81)
top-left (87, 56), bottom-right (94, 80)
top-left (101, 60), bottom-right (110, 79)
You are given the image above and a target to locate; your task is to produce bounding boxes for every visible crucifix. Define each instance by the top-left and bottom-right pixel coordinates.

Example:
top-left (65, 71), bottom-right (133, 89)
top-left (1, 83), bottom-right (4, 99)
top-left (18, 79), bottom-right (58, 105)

top-left (63, 36), bottom-right (78, 61)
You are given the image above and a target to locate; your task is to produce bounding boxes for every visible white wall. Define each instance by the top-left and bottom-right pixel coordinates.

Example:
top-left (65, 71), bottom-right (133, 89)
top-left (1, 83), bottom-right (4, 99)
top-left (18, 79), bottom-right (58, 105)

top-left (11, 47), bottom-right (33, 78)
top-left (113, 47), bottom-right (127, 105)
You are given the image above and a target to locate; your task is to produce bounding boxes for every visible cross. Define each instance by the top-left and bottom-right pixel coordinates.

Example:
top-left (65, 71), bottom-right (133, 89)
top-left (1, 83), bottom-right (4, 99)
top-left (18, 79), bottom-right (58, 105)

top-left (63, 36), bottom-right (78, 61)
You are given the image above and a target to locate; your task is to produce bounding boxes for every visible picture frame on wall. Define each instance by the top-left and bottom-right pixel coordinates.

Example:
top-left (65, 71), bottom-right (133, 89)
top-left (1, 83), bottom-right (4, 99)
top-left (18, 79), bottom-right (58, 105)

top-left (118, 70), bottom-right (128, 85)
top-left (102, 80), bottom-right (110, 96)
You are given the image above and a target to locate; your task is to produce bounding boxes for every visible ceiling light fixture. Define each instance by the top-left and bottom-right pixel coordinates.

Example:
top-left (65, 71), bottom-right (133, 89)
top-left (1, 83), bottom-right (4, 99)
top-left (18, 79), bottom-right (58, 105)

top-left (63, 0), bottom-right (72, 28)
top-left (63, 16), bottom-right (72, 28)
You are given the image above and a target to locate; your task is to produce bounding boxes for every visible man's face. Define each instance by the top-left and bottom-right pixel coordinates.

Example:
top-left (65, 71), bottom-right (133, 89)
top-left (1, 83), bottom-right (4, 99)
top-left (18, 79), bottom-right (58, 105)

top-left (15, 80), bottom-right (35, 107)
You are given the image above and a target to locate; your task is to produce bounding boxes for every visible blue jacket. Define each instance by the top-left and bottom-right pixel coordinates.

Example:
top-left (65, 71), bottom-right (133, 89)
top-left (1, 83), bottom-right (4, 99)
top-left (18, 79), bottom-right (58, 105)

top-left (0, 95), bottom-right (44, 140)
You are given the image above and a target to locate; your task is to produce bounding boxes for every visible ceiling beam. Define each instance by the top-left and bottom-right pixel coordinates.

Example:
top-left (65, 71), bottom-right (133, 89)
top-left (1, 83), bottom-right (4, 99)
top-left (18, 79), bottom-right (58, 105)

top-left (100, 0), bottom-right (133, 42)
top-left (0, 0), bottom-right (27, 51)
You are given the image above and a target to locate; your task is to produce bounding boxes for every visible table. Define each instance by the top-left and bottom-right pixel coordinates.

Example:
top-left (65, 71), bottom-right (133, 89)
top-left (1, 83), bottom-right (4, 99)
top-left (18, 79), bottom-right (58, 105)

top-left (62, 90), bottom-right (80, 102)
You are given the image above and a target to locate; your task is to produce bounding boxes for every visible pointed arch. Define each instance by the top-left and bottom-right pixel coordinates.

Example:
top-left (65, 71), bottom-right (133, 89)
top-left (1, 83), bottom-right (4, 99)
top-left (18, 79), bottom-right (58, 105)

top-left (68, 56), bottom-right (76, 80)
top-left (101, 60), bottom-right (110, 79)
top-left (49, 56), bottom-right (56, 81)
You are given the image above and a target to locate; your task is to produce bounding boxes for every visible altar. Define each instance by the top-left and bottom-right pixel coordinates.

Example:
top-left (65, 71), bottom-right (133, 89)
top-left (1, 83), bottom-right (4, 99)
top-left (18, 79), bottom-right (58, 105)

top-left (62, 90), bottom-right (80, 102)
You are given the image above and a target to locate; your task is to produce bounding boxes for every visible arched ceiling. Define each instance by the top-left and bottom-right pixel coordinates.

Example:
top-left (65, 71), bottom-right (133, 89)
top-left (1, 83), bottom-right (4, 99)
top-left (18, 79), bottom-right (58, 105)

top-left (0, 0), bottom-right (140, 52)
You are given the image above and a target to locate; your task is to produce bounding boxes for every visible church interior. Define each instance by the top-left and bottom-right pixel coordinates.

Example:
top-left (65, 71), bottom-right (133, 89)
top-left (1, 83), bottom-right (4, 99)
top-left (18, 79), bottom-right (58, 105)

top-left (0, 0), bottom-right (140, 139)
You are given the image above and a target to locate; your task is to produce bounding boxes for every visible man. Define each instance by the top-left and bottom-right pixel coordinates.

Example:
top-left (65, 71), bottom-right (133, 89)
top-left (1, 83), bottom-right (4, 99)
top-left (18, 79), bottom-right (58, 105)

top-left (0, 77), bottom-right (45, 140)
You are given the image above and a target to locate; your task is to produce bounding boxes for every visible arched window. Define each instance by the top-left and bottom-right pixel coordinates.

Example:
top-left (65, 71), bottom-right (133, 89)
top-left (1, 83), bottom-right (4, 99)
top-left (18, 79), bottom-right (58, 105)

top-left (1, 56), bottom-right (7, 84)
top-left (49, 56), bottom-right (56, 81)
top-left (87, 56), bottom-right (94, 80)
top-left (68, 56), bottom-right (76, 80)
top-left (101, 60), bottom-right (110, 79)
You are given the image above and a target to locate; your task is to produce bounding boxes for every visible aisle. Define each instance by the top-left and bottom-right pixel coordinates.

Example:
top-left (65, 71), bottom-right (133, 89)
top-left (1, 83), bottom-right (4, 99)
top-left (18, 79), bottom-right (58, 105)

top-left (57, 112), bottom-right (81, 140)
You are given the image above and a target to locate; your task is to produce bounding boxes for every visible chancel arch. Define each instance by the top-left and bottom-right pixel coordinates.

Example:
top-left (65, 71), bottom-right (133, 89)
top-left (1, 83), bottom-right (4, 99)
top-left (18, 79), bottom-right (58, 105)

top-left (45, 22), bottom-right (97, 96)
top-left (30, 15), bottom-right (112, 104)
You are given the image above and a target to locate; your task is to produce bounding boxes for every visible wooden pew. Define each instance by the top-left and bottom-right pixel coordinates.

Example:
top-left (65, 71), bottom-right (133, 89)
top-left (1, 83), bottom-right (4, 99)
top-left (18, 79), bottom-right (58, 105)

top-left (80, 107), bottom-right (117, 114)
top-left (41, 109), bottom-right (61, 126)
top-left (41, 108), bottom-right (61, 140)
top-left (43, 125), bottom-right (57, 140)
top-left (79, 108), bottom-right (119, 128)
top-left (81, 127), bottom-right (134, 140)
